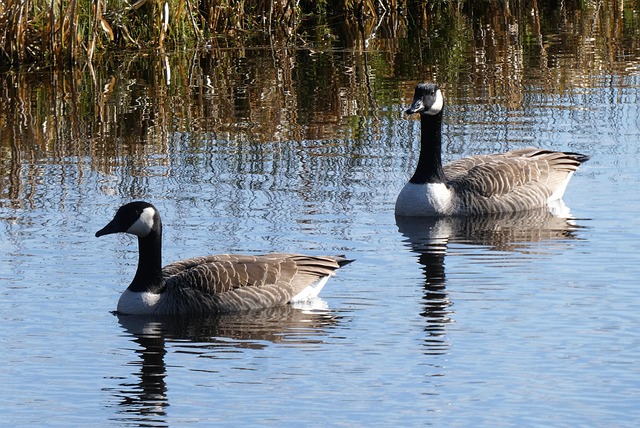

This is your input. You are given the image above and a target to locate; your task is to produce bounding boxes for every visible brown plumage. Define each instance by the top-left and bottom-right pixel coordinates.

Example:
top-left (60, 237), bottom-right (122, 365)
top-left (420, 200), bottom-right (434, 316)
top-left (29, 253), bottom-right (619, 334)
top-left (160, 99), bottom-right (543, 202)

top-left (159, 254), bottom-right (349, 314)
top-left (95, 202), bottom-right (352, 315)
top-left (445, 148), bottom-right (589, 213)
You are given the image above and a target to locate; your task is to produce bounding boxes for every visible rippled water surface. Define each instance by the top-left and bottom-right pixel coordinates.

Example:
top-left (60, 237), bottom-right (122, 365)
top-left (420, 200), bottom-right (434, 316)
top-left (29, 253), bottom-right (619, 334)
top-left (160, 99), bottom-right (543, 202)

top-left (2, 4), bottom-right (640, 426)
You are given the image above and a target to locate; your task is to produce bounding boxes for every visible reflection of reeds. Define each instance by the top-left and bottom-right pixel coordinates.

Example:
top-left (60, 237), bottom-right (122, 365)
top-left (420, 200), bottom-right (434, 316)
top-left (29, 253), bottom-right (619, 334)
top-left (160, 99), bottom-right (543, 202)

top-left (0, 42), bottom-right (378, 207)
top-left (0, 0), bottom-right (638, 207)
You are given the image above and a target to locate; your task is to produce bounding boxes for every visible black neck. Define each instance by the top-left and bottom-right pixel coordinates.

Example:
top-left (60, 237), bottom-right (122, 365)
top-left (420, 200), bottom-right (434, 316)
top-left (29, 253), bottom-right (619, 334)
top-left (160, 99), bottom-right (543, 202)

top-left (128, 230), bottom-right (164, 293)
top-left (410, 112), bottom-right (447, 184)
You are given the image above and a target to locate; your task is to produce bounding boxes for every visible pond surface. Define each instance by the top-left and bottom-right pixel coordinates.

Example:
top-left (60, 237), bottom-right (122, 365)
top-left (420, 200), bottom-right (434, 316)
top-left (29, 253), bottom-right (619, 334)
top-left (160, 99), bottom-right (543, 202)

top-left (2, 3), bottom-right (640, 426)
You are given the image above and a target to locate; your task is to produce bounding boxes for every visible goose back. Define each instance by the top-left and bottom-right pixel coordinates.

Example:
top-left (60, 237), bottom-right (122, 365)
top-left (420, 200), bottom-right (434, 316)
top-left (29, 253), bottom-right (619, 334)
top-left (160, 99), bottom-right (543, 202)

top-left (443, 148), bottom-right (589, 214)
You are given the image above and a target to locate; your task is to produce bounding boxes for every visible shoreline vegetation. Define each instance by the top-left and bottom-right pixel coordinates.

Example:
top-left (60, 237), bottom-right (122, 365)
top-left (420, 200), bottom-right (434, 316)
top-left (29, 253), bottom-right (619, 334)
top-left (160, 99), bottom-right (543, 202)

top-left (0, 0), bottom-right (407, 65)
top-left (1, 0), bottom-right (635, 67)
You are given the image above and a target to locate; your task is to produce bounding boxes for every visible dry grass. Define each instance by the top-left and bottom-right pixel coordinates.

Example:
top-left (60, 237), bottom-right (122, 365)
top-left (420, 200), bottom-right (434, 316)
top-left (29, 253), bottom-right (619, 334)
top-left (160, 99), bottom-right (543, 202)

top-left (0, 0), bottom-right (629, 66)
top-left (0, 0), bottom-right (402, 65)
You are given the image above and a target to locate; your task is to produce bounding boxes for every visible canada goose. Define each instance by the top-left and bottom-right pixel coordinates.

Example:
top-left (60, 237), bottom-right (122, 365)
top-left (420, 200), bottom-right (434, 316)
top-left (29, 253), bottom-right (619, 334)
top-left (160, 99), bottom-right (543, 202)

top-left (395, 83), bottom-right (590, 216)
top-left (95, 201), bottom-right (352, 315)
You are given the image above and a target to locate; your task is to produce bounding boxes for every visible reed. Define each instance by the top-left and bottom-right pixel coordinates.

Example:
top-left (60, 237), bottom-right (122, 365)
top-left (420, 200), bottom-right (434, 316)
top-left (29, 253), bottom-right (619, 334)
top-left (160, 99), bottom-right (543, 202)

top-left (0, 0), bottom-right (629, 66)
top-left (0, 0), bottom-right (412, 65)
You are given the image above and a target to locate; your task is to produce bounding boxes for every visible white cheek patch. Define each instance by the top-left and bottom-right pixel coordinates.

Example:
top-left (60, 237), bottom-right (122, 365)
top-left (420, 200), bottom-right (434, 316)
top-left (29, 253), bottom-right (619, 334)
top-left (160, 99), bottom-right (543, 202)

top-left (426, 89), bottom-right (444, 115)
top-left (126, 207), bottom-right (156, 237)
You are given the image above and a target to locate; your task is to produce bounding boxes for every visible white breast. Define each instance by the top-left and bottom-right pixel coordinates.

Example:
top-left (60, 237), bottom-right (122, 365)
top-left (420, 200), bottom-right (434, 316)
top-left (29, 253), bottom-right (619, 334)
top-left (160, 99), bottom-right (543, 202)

top-left (117, 290), bottom-right (163, 315)
top-left (395, 182), bottom-right (455, 216)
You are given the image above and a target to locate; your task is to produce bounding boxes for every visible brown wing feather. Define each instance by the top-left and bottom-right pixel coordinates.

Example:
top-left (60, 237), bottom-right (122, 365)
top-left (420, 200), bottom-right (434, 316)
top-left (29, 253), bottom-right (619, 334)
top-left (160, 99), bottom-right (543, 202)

top-left (445, 147), bottom-right (586, 198)
top-left (165, 254), bottom-right (287, 293)
top-left (157, 253), bottom-right (350, 313)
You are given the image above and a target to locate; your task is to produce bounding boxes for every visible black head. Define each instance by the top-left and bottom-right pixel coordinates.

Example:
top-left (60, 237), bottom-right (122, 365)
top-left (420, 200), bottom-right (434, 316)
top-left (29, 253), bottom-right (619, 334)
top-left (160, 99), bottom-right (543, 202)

top-left (95, 201), bottom-right (160, 238)
top-left (406, 83), bottom-right (444, 116)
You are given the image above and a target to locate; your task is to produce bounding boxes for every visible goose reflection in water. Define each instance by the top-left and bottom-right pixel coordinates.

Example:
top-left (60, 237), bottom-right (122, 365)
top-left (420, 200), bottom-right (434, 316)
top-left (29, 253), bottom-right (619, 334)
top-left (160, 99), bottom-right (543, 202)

top-left (396, 205), bottom-right (585, 354)
top-left (106, 304), bottom-right (340, 426)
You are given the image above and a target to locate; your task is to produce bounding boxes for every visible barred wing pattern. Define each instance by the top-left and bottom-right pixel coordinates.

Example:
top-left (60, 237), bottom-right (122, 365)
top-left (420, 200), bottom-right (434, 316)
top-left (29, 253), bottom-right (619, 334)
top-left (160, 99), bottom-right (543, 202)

top-left (159, 253), bottom-right (347, 314)
top-left (445, 148), bottom-right (587, 214)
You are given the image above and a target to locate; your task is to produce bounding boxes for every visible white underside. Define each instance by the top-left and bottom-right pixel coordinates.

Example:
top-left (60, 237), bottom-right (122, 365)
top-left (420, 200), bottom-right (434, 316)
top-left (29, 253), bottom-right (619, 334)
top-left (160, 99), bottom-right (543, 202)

top-left (395, 182), bottom-right (456, 216)
top-left (547, 198), bottom-right (572, 218)
top-left (290, 297), bottom-right (329, 311)
top-left (117, 289), bottom-right (162, 315)
top-left (290, 276), bottom-right (331, 303)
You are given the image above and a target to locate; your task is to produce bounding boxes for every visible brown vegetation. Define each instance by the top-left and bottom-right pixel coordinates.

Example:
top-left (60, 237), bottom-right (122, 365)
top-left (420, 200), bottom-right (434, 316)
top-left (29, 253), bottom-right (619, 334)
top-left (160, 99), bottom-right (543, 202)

top-left (0, 0), bottom-right (408, 65)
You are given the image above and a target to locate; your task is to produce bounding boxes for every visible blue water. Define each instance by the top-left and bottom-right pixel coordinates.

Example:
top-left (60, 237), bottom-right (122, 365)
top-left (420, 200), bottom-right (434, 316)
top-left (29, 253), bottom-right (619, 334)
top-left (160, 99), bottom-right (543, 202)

top-left (2, 69), bottom-right (640, 426)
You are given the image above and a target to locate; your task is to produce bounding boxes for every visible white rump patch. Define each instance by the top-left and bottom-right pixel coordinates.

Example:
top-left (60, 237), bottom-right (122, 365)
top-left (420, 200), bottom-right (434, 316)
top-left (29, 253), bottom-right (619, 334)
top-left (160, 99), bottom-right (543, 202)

top-left (126, 207), bottom-right (156, 237)
top-left (426, 89), bottom-right (444, 115)
top-left (547, 171), bottom-right (574, 202)
top-left (117, 290), bottom-right (162, 315)
top-left (290, 276), bottom-right (331, 303)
